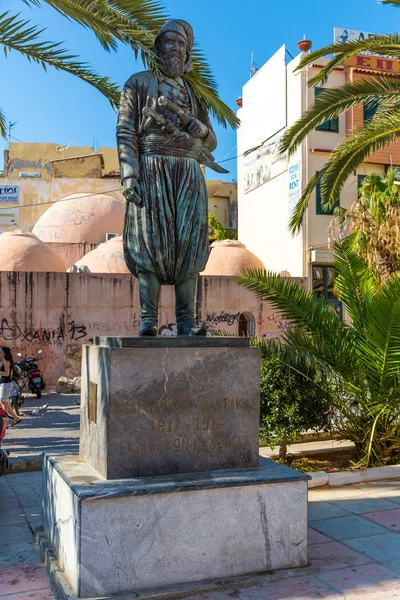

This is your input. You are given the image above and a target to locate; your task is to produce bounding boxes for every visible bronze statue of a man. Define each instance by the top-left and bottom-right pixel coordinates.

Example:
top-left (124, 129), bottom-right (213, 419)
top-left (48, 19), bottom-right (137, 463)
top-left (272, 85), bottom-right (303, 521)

top-left (117, 19), bottom-right (226, 336)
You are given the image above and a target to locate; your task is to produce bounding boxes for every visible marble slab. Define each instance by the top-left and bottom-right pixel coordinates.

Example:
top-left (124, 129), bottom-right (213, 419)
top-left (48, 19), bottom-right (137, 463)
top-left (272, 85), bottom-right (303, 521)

top-left (80, 338), bottom-right (261, 479)
top-left (42, 453), bottom-right (310, 598)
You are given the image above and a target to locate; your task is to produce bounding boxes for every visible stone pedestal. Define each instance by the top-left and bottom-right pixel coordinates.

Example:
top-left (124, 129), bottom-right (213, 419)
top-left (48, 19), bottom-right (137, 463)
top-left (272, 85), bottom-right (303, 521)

top-left (41, 337), bottom-right (310, 599)
top-left (80, 337), bottom-right (261, 479)
top-left (42, 453), bottom-right (309, 599)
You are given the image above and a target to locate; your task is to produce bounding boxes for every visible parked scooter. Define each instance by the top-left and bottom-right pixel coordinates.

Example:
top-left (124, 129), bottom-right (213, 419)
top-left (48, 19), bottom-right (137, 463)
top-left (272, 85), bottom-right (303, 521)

top-left (8, 374), bottom-right (23, 416)
top-left (14, 350), bottom-right (46, 399)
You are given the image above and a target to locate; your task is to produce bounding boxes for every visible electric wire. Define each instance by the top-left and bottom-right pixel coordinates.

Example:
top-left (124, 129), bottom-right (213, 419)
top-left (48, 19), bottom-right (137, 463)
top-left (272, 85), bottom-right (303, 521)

top-left (0, 150), bottom-right (249, 215)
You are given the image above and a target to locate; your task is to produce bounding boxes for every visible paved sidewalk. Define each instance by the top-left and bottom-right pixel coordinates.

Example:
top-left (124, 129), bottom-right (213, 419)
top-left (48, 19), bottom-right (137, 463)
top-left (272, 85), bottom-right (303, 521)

top-left (0, 471), bottom-right (54, 599)
top-left (3, 391), bottom-right (80, 459)
top-left (187, 479), bottom-right (400, 600)
top-left (1, 475), bottom-right (400, 599)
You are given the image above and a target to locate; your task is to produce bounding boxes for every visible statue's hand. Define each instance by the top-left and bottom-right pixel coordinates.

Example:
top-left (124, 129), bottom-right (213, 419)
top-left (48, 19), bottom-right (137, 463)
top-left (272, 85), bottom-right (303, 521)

top-left (122, 177), bottom-right (143, 207)
top-left (187, 118), bottom-right (209, 139)
top-left (164, 119), bottom-right (180, 135)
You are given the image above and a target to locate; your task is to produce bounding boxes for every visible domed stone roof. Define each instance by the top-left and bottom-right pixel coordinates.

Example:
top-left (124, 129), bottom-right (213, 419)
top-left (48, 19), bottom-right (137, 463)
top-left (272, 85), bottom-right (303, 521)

top-left (73, 235), bottom-right (129, 273)
top-left (202, 240), bottom-right (265, 276)
top-left (32, 193), bottom-right (125, 244)
top-left (0, 231), bottom-right (66, 272)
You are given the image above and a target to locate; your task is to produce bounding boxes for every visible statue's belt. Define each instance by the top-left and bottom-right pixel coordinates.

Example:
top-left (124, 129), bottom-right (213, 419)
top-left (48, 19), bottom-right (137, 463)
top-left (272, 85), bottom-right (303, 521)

top-left (139, 137), bottom-right (202, 161)
top-left (138, 134), bottom-right (229, 174)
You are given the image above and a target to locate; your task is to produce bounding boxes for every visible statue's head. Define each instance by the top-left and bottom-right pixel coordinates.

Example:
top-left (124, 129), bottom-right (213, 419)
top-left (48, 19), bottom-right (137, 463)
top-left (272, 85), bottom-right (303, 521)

top-left (154, 19), bottom-right (194, 78)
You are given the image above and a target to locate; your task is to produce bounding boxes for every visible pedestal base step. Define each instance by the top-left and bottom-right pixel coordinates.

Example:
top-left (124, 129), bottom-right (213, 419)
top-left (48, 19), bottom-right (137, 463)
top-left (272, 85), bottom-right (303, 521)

top-left (37, 526), bottom-right (315, 600)
top-left (42, 453), bottom-right (309, 598)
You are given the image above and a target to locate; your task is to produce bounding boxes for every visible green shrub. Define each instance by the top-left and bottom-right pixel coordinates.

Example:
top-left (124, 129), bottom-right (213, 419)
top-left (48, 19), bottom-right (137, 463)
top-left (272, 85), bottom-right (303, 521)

top-left (257, 341), bottom-right (334, 461)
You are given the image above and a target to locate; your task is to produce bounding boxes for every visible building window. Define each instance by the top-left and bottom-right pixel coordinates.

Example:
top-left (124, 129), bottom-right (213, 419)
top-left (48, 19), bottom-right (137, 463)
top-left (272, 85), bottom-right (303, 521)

top-left (315, 88), bottom-right (339, 133)
top-left (312, 266), bottom-right (342, 317)
top-left (316, 172), bottom-right (340, 215)
top-left (238, 312), bottom-right (256, 337)
top-left (363, 100), bottom-right (379, 122)
top-left (358, 174), bottom-right (367, 191)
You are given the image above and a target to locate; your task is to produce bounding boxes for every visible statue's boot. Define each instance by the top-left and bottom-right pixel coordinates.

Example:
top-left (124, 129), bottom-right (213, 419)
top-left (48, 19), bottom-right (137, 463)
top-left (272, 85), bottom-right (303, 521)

top-left (138, 270), bottom-right (160, 336)
top-left (175, 277), bottom-right (207, 336)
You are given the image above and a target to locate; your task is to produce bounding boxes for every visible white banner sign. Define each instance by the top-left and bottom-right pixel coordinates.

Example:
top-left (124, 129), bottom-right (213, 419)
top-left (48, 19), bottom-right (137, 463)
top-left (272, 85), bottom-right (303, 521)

top-left (0, 185), bottom-right (19, 203)
top-left (334, 28), bottom-right (377, 44)
top-left (334, 27), bottom-right (394, 59)
top-left (288, 161), bottom-right (301, 217)
top-left (243, 130), bottom-right (286, 195)
top-left (0, 208), bottom-right (18, 225)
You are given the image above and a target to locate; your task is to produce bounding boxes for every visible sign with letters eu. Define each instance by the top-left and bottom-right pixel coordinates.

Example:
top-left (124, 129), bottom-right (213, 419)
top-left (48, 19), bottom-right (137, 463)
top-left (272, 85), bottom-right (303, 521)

top-left (0, 185), bottom-right (19, 203)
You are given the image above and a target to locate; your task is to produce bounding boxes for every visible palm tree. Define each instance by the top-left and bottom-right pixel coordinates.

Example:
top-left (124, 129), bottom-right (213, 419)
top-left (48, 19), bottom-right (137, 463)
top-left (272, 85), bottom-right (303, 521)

top-left (330, 169), bottom-right (400, 280)
top-left (0, 1), bottom-right (238, 139)
top-left (280, 0), bottom-right (400, 233)
top-left (238, 242), bottom-right (400, 467)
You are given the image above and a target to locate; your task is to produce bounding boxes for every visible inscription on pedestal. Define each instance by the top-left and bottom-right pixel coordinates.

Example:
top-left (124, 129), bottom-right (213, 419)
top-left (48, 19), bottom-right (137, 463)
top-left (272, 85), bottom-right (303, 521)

top-left (113, 398), bottom-right (257, 460)
top-left (80, 341), bottom-right (261, 479)
top-left (88, 382), bottom-right (97, 424)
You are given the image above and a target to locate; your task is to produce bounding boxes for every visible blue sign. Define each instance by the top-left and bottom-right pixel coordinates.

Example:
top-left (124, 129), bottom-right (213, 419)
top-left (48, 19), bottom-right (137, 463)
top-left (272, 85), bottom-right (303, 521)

top-left (0, 185), bottom-right (19, 203)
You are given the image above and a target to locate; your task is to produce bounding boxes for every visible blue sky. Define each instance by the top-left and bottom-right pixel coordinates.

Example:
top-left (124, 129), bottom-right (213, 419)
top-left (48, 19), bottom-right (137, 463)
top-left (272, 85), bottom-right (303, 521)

top-left (2, 0), bottom-right (400, 180)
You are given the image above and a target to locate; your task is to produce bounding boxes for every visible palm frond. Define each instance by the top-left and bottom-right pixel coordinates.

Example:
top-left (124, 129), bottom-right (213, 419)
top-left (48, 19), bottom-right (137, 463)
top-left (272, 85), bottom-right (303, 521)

top-left (280, 77), bottom-right (400, 157)
top-left (237, 268), bottom-right (345, 337)
top-left (295, 35), bottom-right (400, 86)
top-left (253, 336), bottom-right (333, 381)
top-left (186, 60), bottom-right (239, 128)
top-left (288, 168), bottom-right (327, 234)
top-left (282, 325), bottom-right (358, 385)
top-left (0, 105), bottom-right (7, 139)
top-left (238, 268), bottom-right (356, 381)
top-left (25, 0), bottom-right (238, 128)
top-left (0, 11), bottom-right (120, 108)
top-left (40, 0), bottom-right (162, 53)
top-left (381, 0), bottom-right (400, 6)
top-left (356, 273), bottom-right (400, 401)
top-left (319, 107), bottom-right (400, 207)
top-left (332, 241), bottom-right (378, 328)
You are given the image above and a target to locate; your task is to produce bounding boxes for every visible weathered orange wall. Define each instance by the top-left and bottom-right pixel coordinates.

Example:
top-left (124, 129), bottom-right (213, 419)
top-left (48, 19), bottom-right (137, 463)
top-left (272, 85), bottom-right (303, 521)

top-left (0, 272), bottom-right (305, 385)
top-left (345, 68), bottom-right (400, 166)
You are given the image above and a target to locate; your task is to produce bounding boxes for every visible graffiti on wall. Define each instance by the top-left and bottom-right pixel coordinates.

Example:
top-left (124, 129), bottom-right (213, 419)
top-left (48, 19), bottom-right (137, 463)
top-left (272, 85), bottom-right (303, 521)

top-left (257, 313), bottom-right (291, 341)
top-left (157, 311), bottom-right (244, 336)
top-left (206, 311), bottom-right (241, 328)
top-left (0, 316), bottom-right (87, 347)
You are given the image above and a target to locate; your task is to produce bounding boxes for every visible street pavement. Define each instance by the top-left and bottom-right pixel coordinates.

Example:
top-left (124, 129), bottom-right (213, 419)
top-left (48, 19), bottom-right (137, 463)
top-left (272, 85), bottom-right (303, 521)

top-left (3, 391), bottom-right (80, 459)
top-left (1, 396), bottom-right (399, 599)
top-left (1, 475), bottom-right (400, 599)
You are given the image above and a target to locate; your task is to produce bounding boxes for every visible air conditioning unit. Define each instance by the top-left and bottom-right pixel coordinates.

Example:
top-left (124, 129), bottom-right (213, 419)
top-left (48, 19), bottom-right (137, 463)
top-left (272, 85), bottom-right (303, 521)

top-left (106, 233), bottom-right (118, 241)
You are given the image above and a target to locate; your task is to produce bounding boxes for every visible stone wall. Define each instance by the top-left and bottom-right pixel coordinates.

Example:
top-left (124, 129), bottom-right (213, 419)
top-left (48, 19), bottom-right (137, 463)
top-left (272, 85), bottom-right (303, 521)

top-left (0, 272), bottom-right (305, 385)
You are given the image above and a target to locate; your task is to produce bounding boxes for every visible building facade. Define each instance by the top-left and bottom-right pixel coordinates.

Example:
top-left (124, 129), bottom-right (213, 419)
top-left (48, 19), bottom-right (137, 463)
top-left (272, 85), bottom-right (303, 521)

top-left (0, 143), bottom-right (237, 232)
top-left (237, 36), bottom-right (398, 307)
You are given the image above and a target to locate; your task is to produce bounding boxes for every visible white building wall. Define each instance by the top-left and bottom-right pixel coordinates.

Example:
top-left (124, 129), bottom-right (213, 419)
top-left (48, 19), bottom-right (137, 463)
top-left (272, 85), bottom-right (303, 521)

top-left (238, 52), bottom-right (305, 276)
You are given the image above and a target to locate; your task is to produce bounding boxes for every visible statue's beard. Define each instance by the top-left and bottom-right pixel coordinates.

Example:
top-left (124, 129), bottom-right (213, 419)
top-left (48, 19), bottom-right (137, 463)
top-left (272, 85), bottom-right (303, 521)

top-left (161, 55), bottom-right (185, 78)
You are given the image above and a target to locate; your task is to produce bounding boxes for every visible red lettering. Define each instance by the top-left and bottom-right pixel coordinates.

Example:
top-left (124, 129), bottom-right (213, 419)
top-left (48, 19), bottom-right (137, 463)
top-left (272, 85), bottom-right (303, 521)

top-left (356, 56), bottom-right (371, 67)
top-left (376, 59), bottom-right (394, 71)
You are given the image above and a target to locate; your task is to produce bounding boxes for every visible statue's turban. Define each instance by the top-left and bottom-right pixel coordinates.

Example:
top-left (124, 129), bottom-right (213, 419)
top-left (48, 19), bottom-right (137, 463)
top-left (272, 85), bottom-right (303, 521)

top-left (155, 19), bottom-right (194, 53)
